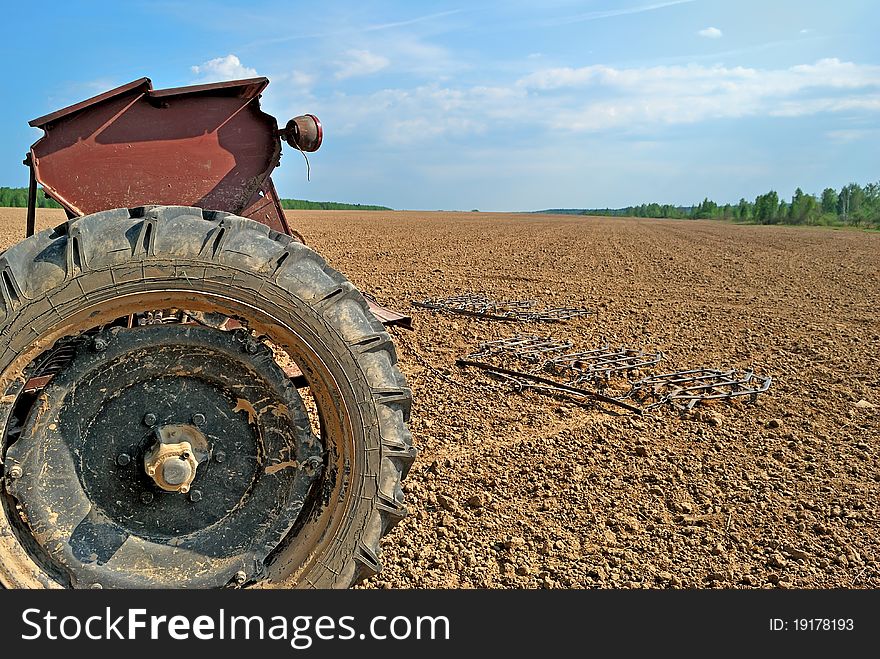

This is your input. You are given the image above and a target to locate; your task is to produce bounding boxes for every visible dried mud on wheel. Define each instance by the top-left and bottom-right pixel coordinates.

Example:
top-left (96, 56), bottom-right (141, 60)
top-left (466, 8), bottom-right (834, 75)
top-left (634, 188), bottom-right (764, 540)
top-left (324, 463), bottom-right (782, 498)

top-left (0, 206), bottom-right (414, 589)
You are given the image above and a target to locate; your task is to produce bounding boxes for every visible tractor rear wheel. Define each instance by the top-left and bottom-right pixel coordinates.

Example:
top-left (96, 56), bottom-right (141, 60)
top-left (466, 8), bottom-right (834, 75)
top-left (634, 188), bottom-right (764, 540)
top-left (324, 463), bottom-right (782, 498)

top-left (0, 205), bottom-right (415, 589)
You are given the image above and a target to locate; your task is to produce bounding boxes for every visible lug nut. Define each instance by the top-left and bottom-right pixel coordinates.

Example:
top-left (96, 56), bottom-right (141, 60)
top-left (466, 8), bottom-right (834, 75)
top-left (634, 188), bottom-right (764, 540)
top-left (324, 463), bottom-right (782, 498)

top-left (189, 490), bottom-right (202, 502)
top-left (116, 453), bottom-right (131, 467)
top-left (234, 570), bottom-right (247, 585)
top-left (244, 340), bottom-right (259, 355)
top-left (140, 492), bottom-right (154, 504)
top-left (214, 451), bottom-right (226, 464)
top-left (192, 413), bottom-right (206, 427)
top-left (7, 465), bottom-right (23, 480)
top-left (143, 413), bottom-right (157, 426)
top-left (93, 337), bottom-right (108, 352)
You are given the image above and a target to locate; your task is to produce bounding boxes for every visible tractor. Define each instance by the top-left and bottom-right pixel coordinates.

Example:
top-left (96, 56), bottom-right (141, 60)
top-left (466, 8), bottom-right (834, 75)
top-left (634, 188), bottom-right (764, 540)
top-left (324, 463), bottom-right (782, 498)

top-left (0, 77), bottom-right (415, 588)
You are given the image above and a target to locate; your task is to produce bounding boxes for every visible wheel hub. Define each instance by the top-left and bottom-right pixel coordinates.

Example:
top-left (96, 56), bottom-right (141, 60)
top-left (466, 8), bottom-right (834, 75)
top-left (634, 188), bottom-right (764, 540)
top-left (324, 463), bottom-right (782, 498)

top-left (143, 425), bottom-right (204, 493)
top-left (4, 324), bottom-right (322, 589)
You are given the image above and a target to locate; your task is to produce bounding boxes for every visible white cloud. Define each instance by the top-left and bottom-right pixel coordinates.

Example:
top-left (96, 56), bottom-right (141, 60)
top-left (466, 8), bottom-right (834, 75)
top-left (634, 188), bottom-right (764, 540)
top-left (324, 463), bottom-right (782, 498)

top-left (825, 128), bottom-right (878, 143)
top-left (290, 70), bottom-right (315, 88)
top-left (240, 9), bottom-right (463, 49)
top-left (518, 58), bottom-right (879, 94)
top-left (191, 54), bottom-right (257, 80)
top-left (698, 27), bottom-right (723, 39)
top-left (544, 0), bottom-right (697, 26)
top-left (318, 83), bottom-right (526, 144)
top-left (334, 50), bottom-right (390, 80)
top-left (311, 58), bottom-right (880, 145)
top-left (363, 9), bottom-right (464, 33)
top-left (517, 58), bottom-right (880, 132)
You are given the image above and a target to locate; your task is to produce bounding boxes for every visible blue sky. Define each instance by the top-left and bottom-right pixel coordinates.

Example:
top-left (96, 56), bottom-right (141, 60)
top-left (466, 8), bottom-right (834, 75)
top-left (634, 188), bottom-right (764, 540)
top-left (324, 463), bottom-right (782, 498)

top-left (2, 0), bottom-right (878, 210)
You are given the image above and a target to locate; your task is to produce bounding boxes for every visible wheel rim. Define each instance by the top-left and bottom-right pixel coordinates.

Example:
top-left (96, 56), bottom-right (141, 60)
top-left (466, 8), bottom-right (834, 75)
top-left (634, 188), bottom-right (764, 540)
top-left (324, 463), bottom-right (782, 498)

top-left (0, 287), bottom-right (363, 588)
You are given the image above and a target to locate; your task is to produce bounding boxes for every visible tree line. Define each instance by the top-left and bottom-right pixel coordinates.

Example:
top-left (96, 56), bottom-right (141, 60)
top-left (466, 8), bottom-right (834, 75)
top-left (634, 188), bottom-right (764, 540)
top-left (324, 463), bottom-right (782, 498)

top-left (0, 187), bottom-right (390, 212)
top-left (278, 198), bottom-right (391, 211)
top-left (0, 186), bottom-right (61, 208)
top-left (586, 181), bottom-right (880, 228)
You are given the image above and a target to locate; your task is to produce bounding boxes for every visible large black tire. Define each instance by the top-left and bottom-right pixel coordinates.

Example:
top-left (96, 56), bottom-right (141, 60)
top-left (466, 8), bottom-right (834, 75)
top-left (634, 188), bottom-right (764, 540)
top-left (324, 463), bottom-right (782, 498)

top-left (0, 205), bottom-right (416, 588)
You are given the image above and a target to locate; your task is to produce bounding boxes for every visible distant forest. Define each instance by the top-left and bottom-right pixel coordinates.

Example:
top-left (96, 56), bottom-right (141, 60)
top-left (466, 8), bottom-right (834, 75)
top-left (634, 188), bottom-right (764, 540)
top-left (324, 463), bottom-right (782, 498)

top-left (543, 180), bottom-right (880, 228)
top-left (5, 182), bottom-right (879, 226)
top-left (0, 187), bottom-right (391, 212)
top-left (278, 198), bottom-right (391, 211)
top-left (0, 186), bottom-right (60, 208)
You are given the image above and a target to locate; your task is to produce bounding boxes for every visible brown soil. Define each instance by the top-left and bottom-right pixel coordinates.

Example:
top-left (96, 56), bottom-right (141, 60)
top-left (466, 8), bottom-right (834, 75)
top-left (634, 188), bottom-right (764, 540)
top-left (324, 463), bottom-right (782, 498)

top-left (3, 208), bottom-right (878, 589)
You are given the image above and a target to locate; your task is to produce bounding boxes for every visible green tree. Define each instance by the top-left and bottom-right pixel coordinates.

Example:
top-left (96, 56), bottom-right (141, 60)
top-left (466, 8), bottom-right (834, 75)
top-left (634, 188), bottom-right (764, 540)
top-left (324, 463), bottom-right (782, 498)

top-left (754, 191), bottom-right (779, 224)
top-left (693, 197), bottom-right (719, 219)
top-left (861, 181), bottom-right (880, 227)
top-left (789, 188), bottom-right (819, 225)
top-left (778, 200), bottom-right (788, 219)
top-left (838, 183), bottom-right (864, 224)
top-left (0, 186), bottom-right (61, 208)
top-left (820, 187), bottom-right (837, 214)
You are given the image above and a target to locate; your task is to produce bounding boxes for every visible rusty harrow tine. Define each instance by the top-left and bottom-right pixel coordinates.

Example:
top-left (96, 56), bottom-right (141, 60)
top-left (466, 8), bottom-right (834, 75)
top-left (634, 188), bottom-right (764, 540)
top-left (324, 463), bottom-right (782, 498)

top-left (413, 294), bottom-right (593, 323)
top-left (473, 336), bottom-right (573, 361)
top-left (672, 373), bottom-right (772, 399)
top-left (628, 368), bottom-right (772, 409)
top-left (547, 346), bottom-right (663, 383)
top-left (456, 358), bottom-right (643, 414)
top-left (636, 368), bottom-right (747, 387)
top-left (527, 307), bottom-right (593, 322)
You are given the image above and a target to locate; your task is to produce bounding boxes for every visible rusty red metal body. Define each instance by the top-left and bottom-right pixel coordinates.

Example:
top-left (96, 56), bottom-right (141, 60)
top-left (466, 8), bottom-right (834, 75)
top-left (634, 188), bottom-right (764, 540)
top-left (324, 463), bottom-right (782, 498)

top-left (27, 77), bottom-right (409, 327)
top-left (29, 77), bottom-right (292, 234)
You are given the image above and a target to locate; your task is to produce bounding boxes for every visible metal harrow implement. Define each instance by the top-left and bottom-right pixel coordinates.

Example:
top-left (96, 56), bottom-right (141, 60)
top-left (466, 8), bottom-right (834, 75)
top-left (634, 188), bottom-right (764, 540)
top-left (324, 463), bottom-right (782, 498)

top-left (472, 336), bottom-right (574, 361)
top-left (625, 368), bottom-right (773, 410)
top-left (457, 335), bottom-right (771, 415)
top-left (457, 336), bottom-right (659, 414)
top-left (471, 336), bottom-right (662, 381)
top-left (545, 346), bottom-right (664, 383)
top-left (413, 294), bottom-right (593, 322)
